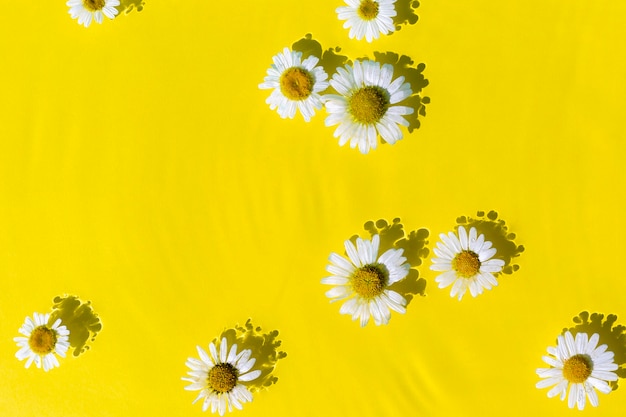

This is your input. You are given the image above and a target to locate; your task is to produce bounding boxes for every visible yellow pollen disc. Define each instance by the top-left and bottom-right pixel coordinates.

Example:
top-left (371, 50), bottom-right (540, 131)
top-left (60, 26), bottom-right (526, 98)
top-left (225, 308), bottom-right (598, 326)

top-left (348, 86), bottom-right (389, 125)
top-left (358, 0), bottom-right (379, 20)
top-left (452, 250), bottom-right (481, 278)
top-left (563, 354), bottom-right (593, 383)
top-left (28, 326), bottom-right (57, 355)
top-left (83, 0), bottom-right (106, 11)
top-left (279, 67), bottom-right (314, 101)
top-left (351, 264), bottom-right (388, 298)
top-left (208, 363), bottom-right (238, 393)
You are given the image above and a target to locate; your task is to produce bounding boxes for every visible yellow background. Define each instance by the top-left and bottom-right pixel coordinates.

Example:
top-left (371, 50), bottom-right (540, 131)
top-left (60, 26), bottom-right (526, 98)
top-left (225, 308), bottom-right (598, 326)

top-left (1, 1), bottom-right (625, 416)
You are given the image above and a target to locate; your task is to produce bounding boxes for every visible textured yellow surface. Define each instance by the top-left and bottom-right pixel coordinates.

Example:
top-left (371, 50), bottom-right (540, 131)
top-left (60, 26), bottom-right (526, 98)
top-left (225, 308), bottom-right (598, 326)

top-left (1, 1), bottom-right (625, 416)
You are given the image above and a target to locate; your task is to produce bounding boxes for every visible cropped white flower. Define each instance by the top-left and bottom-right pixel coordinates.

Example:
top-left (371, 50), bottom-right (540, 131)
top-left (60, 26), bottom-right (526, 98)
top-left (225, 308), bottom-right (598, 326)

top-left (536, 331), bottom-right (619, 410)
top-left (14, 313), bottom-right (70, 371)
top-left (67, 0), bottom-right (120, 28)
top-left (430, 226), bottom-right (505, 300)
top-left (322, 234), bottom-right (410, 326)
top-left (325, 60), bottom-right (413, 154)
top-left (259, 47), bottom-right (329, 122)
top-left (336, 0), bottom-right (397, 42)
top-left (183, 337), bottom-right (262, 415)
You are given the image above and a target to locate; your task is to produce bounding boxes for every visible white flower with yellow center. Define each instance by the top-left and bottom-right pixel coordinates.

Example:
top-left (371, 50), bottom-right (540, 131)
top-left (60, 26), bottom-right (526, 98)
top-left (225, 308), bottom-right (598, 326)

top-left (322, 234), bottom-right (410, 327)
top-left (324, 60), bottom-right (413, 154)
top-left (430, 226), bottom-right (504, 300)
top-left (14, 313), bottom-right (70, 371)
top-left (259, 47), bottom-right (329, 122)
top-left (336, 0), bottom-right (397, 42)
top-left (536, 331), bottom-right (619, 410)
top-left (67, 0), bottom-right (120, 28)
top-left (183, 337), bottom-right (262, 415)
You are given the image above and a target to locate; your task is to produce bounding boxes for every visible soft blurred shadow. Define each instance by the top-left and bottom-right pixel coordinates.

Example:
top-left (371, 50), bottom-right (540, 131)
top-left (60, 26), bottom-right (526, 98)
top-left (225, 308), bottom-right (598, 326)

top-left (117, 0), bottom-right (145, 14)
top-left (219, 319), bottom-right (286, 393)
top-left (292, 34), bottom-right (350, 79)
top-left (455, 210), bottom-right (524, 275)
top-left (49, 295), bottom-right (103, 357)
top-left (564, 311), bottom-right (626, 391)
top-left (353, 218), bottom-right (429, 305)
top-left (371, 51), bottom-right (429, 134)
top-left (393, 0), bottom-right (420, 33)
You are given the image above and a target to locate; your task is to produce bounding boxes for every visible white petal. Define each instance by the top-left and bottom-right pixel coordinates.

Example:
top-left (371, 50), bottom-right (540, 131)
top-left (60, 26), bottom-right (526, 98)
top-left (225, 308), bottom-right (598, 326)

top-left (344, 239), bottom-right (361, 267)
top-left (227, 343), bottom-right (238, 363)
top-left (238, 369), bottom-right (261, 381)
top-left (197, 346), bottom-right (213, 366)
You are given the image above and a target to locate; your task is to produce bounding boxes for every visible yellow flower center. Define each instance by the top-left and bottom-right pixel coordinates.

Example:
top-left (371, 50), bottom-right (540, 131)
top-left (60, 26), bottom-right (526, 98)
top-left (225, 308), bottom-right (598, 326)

top-left (563, 354), bottom-right (593, 383)
top-left (358, 0), bottom-right (379, 20)
top-left (280, 67), bottom-right (314, 101)
top-left (83, 0), bottom-right (106, 11)
top-left (452, 250), bottom-right (481, 278)
top-left (28, 326), bottom-right (57, 355)
top-left (208, 363), bottom-right (238, 393)
top-left (349, 86), bottom-right (389, 125)
top-left (351, 263), bottom-right (388, 298)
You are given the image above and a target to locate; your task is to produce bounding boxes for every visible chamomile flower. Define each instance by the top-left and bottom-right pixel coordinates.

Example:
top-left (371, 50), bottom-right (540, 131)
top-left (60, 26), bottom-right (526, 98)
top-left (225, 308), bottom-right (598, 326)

top-left (536, 331), bottom-right (619, 410)
top-left (430, 226), bottom-right (504, 300)
top-left (183, 337), bottom-right (262, 415)
top-left (324, 59), bottom-right (413, 154)
top-left (14, 313), bottom-right (70, 371)
top-left (259, 47), bottom-right (329, 122)
top-left (322, 234), bottom-right (410, 327)
top-left (67, 0), bottom-right (120, 28)
top-left (336, 0), bottom-right (397, 42)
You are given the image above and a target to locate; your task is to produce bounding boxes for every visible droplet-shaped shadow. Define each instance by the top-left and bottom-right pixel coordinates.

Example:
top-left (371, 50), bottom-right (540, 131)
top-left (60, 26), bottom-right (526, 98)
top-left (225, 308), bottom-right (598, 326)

top-left (116, 0), bottom-right (145, 14)
top-left (455, 210), bottom-right (524, 275)
top-left (292, 34), bottom-right (350, 80)
top-left (393, 0), bottom-right (420, 33)
top-left (218, 319), bottom-right (286, 392)
top-left (564, 312), bottom-right (626, 391)
top-left (352, 218), bottom-right (429, 305)
top-left (49, 295), bottom-right (103, 357)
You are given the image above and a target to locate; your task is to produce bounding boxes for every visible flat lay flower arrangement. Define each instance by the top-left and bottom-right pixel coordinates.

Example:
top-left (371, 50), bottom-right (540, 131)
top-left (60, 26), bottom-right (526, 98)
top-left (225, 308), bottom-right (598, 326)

top-left (1, 1), bottom-right (625, 416)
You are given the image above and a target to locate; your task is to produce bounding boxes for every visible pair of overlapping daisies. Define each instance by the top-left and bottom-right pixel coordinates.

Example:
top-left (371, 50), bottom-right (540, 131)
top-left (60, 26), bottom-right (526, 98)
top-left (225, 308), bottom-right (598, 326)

top-left (259, 50), bottom-right (414, 154)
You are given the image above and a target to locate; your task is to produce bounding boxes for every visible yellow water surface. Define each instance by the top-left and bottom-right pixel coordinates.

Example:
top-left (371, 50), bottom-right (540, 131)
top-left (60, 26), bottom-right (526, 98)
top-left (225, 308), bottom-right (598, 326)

top-left (0, 1), bottom-right (625, 416)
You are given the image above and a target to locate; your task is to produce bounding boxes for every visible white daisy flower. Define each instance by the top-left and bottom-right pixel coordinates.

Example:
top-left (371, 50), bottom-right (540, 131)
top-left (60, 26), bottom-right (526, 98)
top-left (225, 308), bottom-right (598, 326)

top-left (14, 313), bottom-right (70, 371)
top-left (322, 234), bottom-right (410, 327)
top-left (259, 47), bottom-right (329, 122)
top-left (67, 0), bottom-right (120, 28)
top-left (430, 226), bottom-right (505, 300)
top-left (536, 331), bottom-right (619, 410)
top-left (324, 59), bottom-right (413, 154)
top-left (183, 337), bottom-right (262, 415)
top-left (336, 0), bottom-right (397, 42)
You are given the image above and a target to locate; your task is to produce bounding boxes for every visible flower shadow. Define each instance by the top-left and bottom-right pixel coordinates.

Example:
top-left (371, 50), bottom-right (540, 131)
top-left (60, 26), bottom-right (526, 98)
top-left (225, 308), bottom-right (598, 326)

top-left (49, 295), bottom-right (103, 357)
top-left (218, 319), bottom-right (286, 393)
top-left (370, 51), bottom-right (429, 134)
top-left (393, 0), bottom-right (420, 33)
top-left (292, 34), bottom-right (351, 80)
top-left (117, 0), bottom-right (145, 14)
top-left (353, 217), bottom-right (429, 305)
top-left (455, 210), bottom-right (524, 275)
top-left (564, 311), bottom-right (626, 391)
